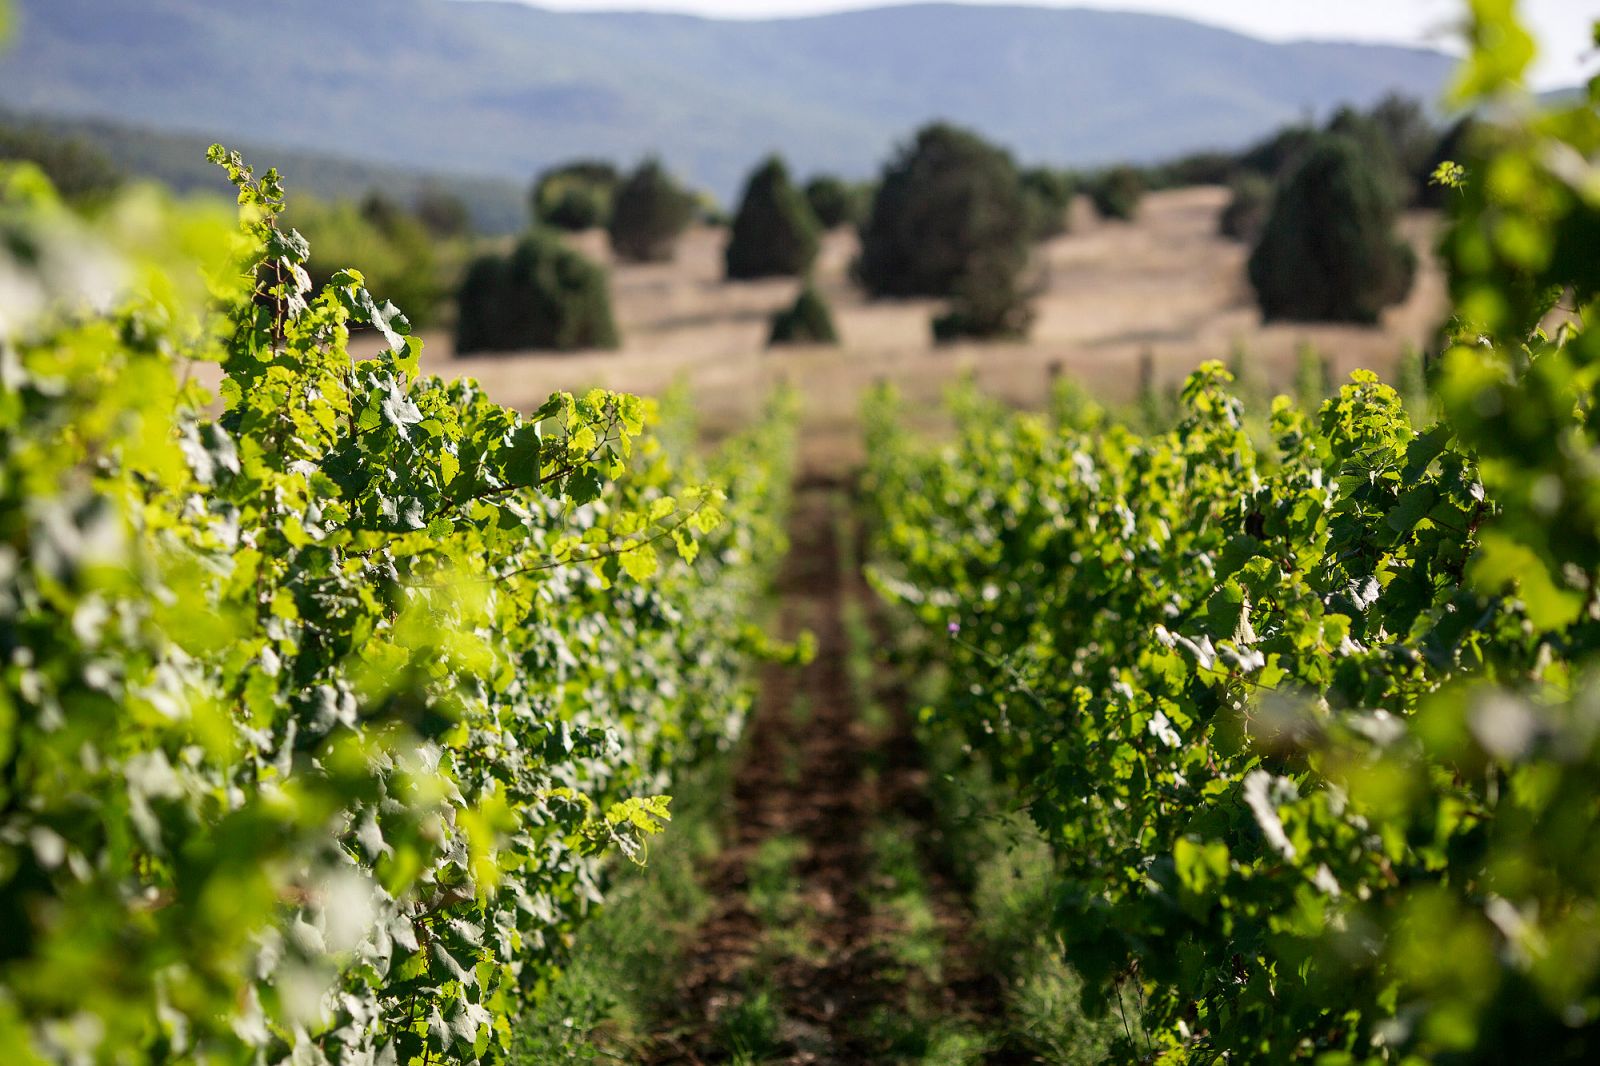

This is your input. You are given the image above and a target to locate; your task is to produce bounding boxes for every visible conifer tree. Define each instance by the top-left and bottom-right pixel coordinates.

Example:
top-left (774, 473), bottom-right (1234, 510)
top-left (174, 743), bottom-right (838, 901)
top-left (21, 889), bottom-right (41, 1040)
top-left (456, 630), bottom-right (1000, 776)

top-left (856, 122), bottom-right (1030, 303)
top-left (1248, 134), bottom-right (1416, 324)
top-left (456, 231), bottom-right (619, 353)
top-left (608, 158), bottom-right (696, 263)
top-left (769, 282), bottom-right (840, 346)
top-left (725, 155), bottom-right (821, 280)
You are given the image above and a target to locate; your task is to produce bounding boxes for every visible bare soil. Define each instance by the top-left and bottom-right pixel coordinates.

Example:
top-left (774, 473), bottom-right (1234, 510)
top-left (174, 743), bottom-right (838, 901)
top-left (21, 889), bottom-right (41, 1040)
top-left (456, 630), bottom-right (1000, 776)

top-left (645, 486), bottom-right (1008, 1065)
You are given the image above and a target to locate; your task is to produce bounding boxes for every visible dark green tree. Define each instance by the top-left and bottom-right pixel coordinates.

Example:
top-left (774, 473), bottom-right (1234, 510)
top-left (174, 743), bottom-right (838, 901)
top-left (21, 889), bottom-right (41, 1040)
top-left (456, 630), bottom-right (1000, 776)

top-left (1219, 172), bottom-right (1273, 242)
top-left (607, 158), bottom-right (696, 263)
top-left (768, 282), bottom-right (840, 346)
top-left (455, 230), bottom-right (619, 354)
top-left (1088, 165), bottom-right (1144, 221)
top-left (856, 122), bottom-right (1031, 301)
top-left (803, 175), bottom-right (869, 230)
top-left (1248, 134), bottom-right (1416, 324)
top-left (724, 155), bottom-right (821, 280)
top-left (1237, 125), bottom-right (1319, 179)
top-left (1367, 94), bottom-right (1437, 187)
top-left (532, 160), bottom-right (620, 232)
top-left (1326, 103), bottom-right (1412, 205)
top-left (931, 249), bottom-right (1036, 343)
top-left (1020, 166), bottom-right (1076, 241)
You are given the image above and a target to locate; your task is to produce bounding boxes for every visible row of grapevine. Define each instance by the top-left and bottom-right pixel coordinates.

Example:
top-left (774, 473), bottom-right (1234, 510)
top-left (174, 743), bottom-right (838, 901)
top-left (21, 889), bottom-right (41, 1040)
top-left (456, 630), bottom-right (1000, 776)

top-left (0, 148), bottom-right (796, 1063)
top-left (864, 6), bottom-right (1600, 1063)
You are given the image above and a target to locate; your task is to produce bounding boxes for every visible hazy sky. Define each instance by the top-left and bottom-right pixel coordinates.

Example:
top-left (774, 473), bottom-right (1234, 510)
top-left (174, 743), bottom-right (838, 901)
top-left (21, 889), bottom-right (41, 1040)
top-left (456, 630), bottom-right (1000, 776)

top-left (513, 1), bottom-right (1597, 87)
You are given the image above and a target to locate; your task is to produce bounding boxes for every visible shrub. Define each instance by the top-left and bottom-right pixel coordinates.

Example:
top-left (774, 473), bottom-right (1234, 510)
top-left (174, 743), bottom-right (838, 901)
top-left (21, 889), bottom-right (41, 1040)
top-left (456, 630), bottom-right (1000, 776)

top-left (1248, 134), bottom-right (1416, 324)
top-left (856, 122), bottom-right (1031, 301)
top-left (455, 230), bottom-right (619, 353)
top-left (533, 159), bottom-right (620, 231)
top-left (725, 155), bottom-right (821, 280)
top-left (931, 281), bottom-right (1035, 343)
top-left (1088, 165), bottom-right (1144, 221)
top-left (804, 175), bottom-right (869, 230)
top-left (1020, 166), bottom-right (1075, 241)
top-left (768, 283), bottom-right (840, 346)
top-left (1219, 172), bottom-right (1273, 243)
top-left (608, 158), bottom-right (696, 263)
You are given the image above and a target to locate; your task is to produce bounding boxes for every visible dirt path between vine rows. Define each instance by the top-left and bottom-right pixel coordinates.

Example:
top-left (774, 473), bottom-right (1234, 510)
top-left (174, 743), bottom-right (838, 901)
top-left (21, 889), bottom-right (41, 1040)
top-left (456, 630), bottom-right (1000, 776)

top-left (645, 485), bottom-right (1014, 1065)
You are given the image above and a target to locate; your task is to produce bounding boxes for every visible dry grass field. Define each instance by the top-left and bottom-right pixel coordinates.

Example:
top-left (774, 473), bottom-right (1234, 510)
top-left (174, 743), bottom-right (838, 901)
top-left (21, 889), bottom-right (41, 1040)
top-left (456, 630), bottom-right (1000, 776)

top-left (361, 187), bottom-right (1448, 477)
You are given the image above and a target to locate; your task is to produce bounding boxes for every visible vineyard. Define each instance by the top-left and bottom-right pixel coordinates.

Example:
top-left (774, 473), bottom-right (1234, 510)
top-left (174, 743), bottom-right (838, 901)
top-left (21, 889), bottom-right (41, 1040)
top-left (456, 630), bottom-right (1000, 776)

top-left (862, 10), bottom-right (1600, 1061)
top-left (1, 0), bottom-right (1599, 1064)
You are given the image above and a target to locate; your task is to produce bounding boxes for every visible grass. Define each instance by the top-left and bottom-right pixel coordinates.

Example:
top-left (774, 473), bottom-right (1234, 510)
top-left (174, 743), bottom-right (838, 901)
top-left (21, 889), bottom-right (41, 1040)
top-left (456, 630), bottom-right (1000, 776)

top-left (718, 986), bottom-right (784, 1065)
top-left (509, 756), bottom-right (730, 1063)
top-left (864, 819), bottom-right (943, 978)
top-left (747, 833), bottom-right (814, 961)
top-left (920, 730), bottom-right (1125, 1066)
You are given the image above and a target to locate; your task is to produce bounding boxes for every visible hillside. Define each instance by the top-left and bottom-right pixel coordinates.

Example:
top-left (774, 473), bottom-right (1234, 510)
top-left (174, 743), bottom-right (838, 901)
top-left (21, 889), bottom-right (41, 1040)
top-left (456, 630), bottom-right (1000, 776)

top-left (0, 0), bottom-right (1455, 199)
top-left (0, 108), bottom-right (529, 232)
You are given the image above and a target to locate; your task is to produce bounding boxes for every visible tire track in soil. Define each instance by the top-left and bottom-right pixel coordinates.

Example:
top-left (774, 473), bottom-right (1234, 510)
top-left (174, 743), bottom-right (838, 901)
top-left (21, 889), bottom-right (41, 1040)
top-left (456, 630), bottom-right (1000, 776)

top-left (647, 483), bottom-right (1012, 1065)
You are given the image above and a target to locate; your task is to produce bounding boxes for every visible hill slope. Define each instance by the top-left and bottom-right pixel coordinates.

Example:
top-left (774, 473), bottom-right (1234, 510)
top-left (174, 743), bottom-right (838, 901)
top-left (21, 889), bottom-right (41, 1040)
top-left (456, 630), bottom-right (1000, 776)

top-left (0, 0), bottom-right (1455, 198)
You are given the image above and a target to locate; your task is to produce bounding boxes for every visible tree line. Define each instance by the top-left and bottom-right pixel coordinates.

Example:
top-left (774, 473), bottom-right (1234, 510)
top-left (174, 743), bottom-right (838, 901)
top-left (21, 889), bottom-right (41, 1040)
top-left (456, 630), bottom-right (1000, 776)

top-left (455, 91), bottom-right (1466, 356)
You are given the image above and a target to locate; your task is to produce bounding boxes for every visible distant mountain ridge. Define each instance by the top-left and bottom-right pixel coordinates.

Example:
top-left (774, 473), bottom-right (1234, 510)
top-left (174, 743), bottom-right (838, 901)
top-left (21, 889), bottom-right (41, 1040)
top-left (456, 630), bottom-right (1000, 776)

top-left (0, 0), bottom-right (1457, 199)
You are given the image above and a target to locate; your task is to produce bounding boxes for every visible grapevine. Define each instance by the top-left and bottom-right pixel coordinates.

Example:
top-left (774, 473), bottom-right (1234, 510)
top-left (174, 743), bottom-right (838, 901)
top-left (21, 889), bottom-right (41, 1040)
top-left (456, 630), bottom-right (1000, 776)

top-left (0, 148), bottom-right (796, 1062)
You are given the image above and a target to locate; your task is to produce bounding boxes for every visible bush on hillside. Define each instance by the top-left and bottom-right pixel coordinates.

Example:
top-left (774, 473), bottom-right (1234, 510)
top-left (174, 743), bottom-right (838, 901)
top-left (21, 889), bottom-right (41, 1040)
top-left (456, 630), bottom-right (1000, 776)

top-left (1088, 165), bottom-right (1144, 221)
top-left (1020, 166), bottom-right (1076, 241)
top-left (931, 253), bottom-right (1036, 343)
top-left (533, 160), bottom-right (620, 231)
top-left (804, 174), bottom-right (870, 230)
top-left (608, 158), bottom-right (696, 262)
top-left (1219, 172), bottom-right (1273, 243)
top-left (725, 155), bottom-right (821, 280)
top-left (455, 230), bottom-right (619, 353)
top-left (1247, 134), bottom-right (1416, 324)
top-left (769, 283), bottom-right (840, 346)
top-left (856, 122), bottom-right (1031, 302)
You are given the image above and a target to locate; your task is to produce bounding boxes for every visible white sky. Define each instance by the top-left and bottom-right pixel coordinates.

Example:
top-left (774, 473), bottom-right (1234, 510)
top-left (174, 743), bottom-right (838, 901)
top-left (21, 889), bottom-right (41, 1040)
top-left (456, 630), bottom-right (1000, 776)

top-left (508, 1), bottom-right (1598, 87)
